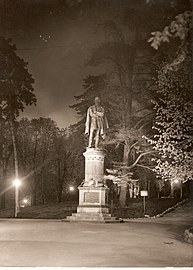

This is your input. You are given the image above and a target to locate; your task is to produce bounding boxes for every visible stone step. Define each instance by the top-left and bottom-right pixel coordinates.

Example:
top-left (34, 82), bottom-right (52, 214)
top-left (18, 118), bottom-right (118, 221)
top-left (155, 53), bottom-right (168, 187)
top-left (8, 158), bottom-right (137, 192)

top-left (70, 216), bottom-right (115, 221)
top-left (72, 213), bottom-right (112, 218)
top-left (68, 217), bottom-right (122, 223)
top-left (67, 213), bottom-right (122, 223)
top-left (71, 214), bottom-right (116, 220)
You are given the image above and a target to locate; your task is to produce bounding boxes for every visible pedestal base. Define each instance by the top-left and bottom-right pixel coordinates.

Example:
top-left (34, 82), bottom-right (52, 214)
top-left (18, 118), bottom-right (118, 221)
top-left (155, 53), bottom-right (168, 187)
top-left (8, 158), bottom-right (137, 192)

top-left (66, 212), bottom-right (121, 223)
top-left (66, 148), bottom-right (122, 223)
top-left (67, 186), bottom-right (121, 223)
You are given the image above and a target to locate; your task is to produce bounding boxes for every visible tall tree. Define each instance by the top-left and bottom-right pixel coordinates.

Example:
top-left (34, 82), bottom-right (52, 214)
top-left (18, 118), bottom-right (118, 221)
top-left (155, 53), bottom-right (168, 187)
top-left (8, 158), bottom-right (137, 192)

top-left (0, 119), bottom-right (12, 208)
top-left (148, 11), bottom-right (192, 195)
top-left (70, 0), bottom-right (191, 205)
top-left (0, 37), bottom-right (36, 211)
top-left (16, 118), bottom-right (69, 205)
top-left (52, 129), bottom-right (69, 203)
top-left (27, 118), bottom-right (59, 205)
top-left (71, 1), bottom-right (161, 206)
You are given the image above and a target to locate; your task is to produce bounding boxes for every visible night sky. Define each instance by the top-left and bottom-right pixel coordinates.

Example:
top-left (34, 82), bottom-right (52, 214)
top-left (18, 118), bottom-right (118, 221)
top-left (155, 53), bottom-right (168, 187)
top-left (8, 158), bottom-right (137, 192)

top-left (0, 0), bottom-right (116, 128)
top-left (0, 0), bottom-right (190, 128)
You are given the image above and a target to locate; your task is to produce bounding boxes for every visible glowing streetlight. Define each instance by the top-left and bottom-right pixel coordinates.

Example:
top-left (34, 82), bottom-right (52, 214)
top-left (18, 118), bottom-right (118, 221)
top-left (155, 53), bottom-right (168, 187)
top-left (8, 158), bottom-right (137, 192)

top-left (13, 179), bottom-right (21, 187)
top-left (69, 186), bottom-right (75, 192)
top-left (13, 178), bottom-right (21, 218)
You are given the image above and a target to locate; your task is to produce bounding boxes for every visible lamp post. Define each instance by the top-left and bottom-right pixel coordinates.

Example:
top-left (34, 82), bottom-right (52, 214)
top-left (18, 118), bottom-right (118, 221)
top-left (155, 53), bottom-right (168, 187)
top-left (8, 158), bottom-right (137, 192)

top-left (13, 178), bottom-right (21, 218)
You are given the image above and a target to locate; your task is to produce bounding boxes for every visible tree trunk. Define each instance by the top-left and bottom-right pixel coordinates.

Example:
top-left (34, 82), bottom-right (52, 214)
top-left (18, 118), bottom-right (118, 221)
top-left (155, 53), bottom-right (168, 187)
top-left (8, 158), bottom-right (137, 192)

top-left (0, 191), bottom-right (5, 209)
top-left (10, 120), bottom-right (20, 216)
top-left (148, 180), bottom-right (151, 198)
top-left (58, 182), bottom-right (63, 203)
top-left (0, 147), bottom-right (12, 209)
top-left (31, 175), bottom-right (38, 206)
top-left (32, 186), bottom-right (37, 206)
top-left (31, 135), bottom-right (38, 206)
top-left (0, 166), bottom-right (8, 209)
top-left (0, 177), bottom-right (6, 209)
top-left (40, 142), bottom-right (49, 204)
top-left (40, 177), bottom-right (45, 204)
top-left (118, 41), bottom-right (136, 207)
top-left (10, 120), bottom-right (19, 179)
top-left (57, 159), bottom-right (62, 203)
top-left (58, 157), bottom-right (67, 203)
top-left (119, 183), bottom-right (128, 207)
top-left (119, 144), bottom-right (129, 207)
top-left (119, 96), bottom-right (133, 207)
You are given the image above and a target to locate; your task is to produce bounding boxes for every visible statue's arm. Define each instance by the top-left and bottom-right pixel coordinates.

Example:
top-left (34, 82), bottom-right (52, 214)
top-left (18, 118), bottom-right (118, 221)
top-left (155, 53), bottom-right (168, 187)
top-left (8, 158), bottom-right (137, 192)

top-left (105, 115), bottom-right (109, 129)
top-left (89, 107), bottom-right (96, 117)
top-left (96, 107), bottom-right (104, 117)
top-left (85, 108), bottom-right (91, 134)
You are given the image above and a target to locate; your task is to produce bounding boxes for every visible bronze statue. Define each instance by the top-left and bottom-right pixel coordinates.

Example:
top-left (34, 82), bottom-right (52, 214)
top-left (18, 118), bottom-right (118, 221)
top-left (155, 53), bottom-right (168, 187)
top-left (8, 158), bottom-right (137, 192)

top-left (85, 97), bottom-right (108, 149)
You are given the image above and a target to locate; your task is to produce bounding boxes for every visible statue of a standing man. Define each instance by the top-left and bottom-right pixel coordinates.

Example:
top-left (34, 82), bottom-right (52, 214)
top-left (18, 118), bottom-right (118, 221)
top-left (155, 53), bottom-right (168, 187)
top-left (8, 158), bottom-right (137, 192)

top-left (85, 97), bottom-right (109, 149)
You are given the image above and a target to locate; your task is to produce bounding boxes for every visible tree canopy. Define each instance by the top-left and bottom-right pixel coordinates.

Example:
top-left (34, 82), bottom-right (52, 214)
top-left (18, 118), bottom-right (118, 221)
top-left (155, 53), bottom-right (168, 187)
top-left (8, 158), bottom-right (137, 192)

top-left (0, 37), bottom-right (36, 120)
top-left (148, 11), bottom-right (192, 183)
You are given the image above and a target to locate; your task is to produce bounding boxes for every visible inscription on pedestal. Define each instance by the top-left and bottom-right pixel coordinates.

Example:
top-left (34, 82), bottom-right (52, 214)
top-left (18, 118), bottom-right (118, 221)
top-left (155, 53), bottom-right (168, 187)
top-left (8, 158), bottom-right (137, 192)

top-left (84, 192), bottom-right (99, 203)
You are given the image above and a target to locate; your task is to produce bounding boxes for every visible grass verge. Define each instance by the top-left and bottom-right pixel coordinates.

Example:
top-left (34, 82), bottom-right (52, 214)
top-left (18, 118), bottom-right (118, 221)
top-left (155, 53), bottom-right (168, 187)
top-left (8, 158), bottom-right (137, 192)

top-left (0, 198), bottom-right (186, 219)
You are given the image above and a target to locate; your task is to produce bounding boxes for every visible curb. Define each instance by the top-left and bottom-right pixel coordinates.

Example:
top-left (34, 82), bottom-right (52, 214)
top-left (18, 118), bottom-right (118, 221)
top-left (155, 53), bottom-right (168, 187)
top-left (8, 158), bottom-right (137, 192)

top-left (154, 198), bottom-right (189, 218)
top-left (123, 198), bottom-right (189, 221)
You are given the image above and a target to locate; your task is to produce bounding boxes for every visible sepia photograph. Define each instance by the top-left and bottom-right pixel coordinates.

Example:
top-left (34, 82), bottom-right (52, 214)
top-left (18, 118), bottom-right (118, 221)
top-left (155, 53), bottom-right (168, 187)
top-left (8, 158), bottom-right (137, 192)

top-left (0, 0), bottom-right (192, 267)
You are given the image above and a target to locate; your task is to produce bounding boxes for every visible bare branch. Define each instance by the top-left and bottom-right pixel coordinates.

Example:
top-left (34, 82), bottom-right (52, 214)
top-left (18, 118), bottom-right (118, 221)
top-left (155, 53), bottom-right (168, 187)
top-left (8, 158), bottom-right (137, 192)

top-left (136, 164), bottom-right (154, 171)
top-left (133, 118), bottom-right (144, 129)
top-left (129, 151), bottom-right (156, 169)
top-left (113, 161), bottom-right (127, 166)
top-left (118, 151), bottom-right (156, 170)
top-left (126, 141), bottom-right (139, 157)
top-left (139, 117), bottom-right (154, 131)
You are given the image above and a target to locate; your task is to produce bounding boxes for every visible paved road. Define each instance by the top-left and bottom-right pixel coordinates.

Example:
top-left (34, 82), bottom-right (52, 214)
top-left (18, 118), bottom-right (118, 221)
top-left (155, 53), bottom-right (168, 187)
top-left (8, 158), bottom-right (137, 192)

top-left (0, 203), bottom-right (192, 267)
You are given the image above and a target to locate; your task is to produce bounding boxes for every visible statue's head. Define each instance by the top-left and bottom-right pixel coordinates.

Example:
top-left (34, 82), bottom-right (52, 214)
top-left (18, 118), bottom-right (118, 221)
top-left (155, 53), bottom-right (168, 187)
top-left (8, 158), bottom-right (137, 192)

top-left (94, 96), bottom-right (101, 106)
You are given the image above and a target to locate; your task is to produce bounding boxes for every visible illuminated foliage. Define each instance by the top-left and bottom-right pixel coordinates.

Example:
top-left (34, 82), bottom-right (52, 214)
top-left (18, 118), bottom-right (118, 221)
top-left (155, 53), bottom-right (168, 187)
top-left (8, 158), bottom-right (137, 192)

top-left (148, 11), bottom-right (192, 183)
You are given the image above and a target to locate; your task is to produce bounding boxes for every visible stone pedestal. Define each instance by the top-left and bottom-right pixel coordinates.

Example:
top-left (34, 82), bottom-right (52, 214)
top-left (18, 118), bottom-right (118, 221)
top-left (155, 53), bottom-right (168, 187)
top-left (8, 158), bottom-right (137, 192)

top-left (77, 186), bottom-right (109, 214)
top-left (83, 148), bottom-right (105, 186)
top-left (67, 148), bottom-right (121, 223)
